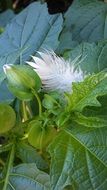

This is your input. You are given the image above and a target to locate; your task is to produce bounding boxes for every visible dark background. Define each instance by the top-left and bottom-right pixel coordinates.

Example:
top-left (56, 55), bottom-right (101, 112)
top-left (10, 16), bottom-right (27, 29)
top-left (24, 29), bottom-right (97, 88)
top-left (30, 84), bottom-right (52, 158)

top-left (0, 0), bottom-right (74, 14)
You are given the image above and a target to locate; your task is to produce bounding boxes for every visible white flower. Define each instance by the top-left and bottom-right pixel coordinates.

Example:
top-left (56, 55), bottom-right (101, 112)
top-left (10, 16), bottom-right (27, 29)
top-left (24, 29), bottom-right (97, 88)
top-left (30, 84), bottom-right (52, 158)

top-left (27, 50), bottom-right (85, 92)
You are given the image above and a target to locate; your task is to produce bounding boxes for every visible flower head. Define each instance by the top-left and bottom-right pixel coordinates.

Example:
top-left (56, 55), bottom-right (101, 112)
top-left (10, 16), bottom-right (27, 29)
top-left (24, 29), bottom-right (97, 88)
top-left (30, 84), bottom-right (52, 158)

top-left (27, 50), bottom-right (85, 92)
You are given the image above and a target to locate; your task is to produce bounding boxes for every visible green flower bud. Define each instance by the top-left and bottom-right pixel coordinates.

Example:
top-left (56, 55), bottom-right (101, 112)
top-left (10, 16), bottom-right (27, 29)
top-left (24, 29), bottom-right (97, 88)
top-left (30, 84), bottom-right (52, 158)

top-left (3, 64), bottom-right (41, 100)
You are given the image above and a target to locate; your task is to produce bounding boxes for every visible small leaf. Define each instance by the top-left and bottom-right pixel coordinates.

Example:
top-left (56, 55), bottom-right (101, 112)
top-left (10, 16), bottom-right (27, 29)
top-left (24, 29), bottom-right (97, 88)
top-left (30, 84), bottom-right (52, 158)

top-left (28, 120), bottom-right (57, 150)
top-left (0, 104), bottom-right (16, 134)
top-left (42, 94), bottom-right (59, 110)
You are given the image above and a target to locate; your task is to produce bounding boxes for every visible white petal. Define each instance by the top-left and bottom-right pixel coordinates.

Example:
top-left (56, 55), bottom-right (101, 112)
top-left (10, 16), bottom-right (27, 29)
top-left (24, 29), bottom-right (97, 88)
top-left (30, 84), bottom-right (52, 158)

top-left (31, 56), bottom-right (43, 64)
top-left (26, 50), bottom-right (85, 92)
top-left (26, 61), bottom-right (36, 68)
top-left (3, 64), bottom-right (13, 74)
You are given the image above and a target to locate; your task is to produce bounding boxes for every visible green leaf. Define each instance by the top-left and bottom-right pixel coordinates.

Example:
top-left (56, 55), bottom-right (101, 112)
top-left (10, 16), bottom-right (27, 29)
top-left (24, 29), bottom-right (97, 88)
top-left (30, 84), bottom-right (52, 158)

top-left (0, 2), bottom-right (63, 65)
top-left (0, 143), bottom-right (12, 153)
top-left (66, 72), bottom-right (107, 112)
top-left (62, 0), bottom-right (107, 44)
top-left (7, 85), bottom-right (34, 101)
top-left (49, 124), bottom-right (107, 190)
top-left (73, 112), bottom-right (107, 128)
top-left (28, 120), bottom-right (57, 150)
top-left (0, 10), bottom-right (14, 28)
top-left (0, 2), bottom-right (63, 102)
top-left (4, 163), bottom-right (50, 190)
top-left (56, 30), bottom-right (78, 54)
top-left (0, 80), bottom-right (14, 104)
top-left (83, 95), bottom-right (107, 117)
top-left (0, 103), bottom-right (16, 134)
top-left (42, 94), bottom-right (59, 110)
top-left (16, 142), bottom-right (48, 170)
top-left (67, 42), bottom-right (107, 74)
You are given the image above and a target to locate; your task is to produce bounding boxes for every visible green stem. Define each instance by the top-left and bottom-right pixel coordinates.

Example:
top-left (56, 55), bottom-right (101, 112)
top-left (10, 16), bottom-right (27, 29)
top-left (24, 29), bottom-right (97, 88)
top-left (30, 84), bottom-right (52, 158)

top-left (0, 158), bottom-right (5, 166)
top-left (3, 144), bottom-right (15, 190)
top-left (26, 102), bottom-right (33, 118)
top-left (22, 101), bottom-right (28, 121)
top-left (39, 128), bottom-right (45, 154)
top-left (32, 89), bottom-right (42, 116)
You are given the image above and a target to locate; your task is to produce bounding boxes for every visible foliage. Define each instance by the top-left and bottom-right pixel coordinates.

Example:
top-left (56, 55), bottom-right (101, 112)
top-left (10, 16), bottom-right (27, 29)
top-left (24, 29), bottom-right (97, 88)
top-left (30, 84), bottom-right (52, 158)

top-left (0, 1), bottom-right (107, 190)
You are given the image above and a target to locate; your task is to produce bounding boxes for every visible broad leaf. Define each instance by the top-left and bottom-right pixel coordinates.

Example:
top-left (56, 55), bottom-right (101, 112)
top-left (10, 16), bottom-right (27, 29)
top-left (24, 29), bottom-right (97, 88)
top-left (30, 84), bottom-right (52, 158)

top-left (0, 2), bottom-right (63, 102)
top-left (0, 2), bottom-right (63, 65)
top-left (66, 72), bottom-right (107, 112)
top-left (0, 10), bottom-right (15, 28)
top-left (56, 30), bottom-right (78, 54)
top-left (68, 41), bottom-right (107, 74)
top-left (4, 163), bottom-right (50, 190)
top-left (49, 124), bottom-right (107, 190)
top-left (61, 0), bottom-right (107, 46)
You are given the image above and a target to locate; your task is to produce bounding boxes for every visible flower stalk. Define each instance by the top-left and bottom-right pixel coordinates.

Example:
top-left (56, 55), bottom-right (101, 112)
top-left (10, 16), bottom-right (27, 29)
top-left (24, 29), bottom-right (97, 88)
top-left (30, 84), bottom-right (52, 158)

top-left (31, 89), bottom-right (42, 117)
